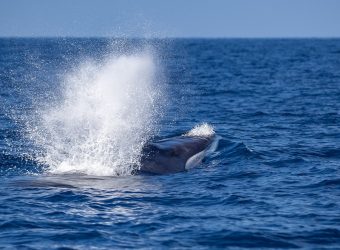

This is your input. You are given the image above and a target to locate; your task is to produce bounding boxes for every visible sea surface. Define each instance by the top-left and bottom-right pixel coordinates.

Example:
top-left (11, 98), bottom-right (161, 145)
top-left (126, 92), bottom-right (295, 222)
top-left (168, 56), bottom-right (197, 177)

top-left (0, 38), bottom-right (340, 249)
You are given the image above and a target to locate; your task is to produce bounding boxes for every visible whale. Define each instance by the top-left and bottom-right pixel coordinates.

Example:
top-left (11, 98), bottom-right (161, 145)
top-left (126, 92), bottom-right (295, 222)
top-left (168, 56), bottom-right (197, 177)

top-left (138, 134), bottom-right (218, 174)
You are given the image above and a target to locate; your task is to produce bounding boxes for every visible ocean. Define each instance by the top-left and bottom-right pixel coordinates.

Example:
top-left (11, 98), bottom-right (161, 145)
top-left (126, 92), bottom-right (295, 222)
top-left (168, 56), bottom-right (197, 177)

top-left (0, 38), bottom-right (339, 249)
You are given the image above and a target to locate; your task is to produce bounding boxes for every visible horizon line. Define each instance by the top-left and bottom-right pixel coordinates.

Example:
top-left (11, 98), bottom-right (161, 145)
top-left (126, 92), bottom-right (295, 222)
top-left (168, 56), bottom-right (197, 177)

top-left (1, 36), bottom-right (340, 40)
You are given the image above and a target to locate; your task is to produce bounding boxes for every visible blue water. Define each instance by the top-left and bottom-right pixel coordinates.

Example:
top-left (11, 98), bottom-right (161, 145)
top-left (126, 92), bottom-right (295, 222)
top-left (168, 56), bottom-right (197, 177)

top-left (1, 38), bottom-right (340, 249)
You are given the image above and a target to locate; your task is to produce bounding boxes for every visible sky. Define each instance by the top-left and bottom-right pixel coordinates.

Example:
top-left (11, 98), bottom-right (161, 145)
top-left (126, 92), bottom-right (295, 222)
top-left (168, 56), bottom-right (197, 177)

top-left (0, 0), bottom-right (340, 38)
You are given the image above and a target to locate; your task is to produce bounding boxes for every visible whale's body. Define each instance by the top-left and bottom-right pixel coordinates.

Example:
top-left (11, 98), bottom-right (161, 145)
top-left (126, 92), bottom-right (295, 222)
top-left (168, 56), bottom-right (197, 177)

top-left (139, 135), bottom-right (217, 174)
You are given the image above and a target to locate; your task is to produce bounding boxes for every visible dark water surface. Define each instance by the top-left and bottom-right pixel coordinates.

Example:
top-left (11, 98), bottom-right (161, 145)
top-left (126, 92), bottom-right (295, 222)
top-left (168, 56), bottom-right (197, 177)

top-left (0, 38), bottom-right (340, 249)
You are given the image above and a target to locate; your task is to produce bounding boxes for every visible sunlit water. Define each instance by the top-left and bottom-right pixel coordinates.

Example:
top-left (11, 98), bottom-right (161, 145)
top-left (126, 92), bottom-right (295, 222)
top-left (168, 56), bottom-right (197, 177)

top-left (0, 38), bottom-right (340, 249)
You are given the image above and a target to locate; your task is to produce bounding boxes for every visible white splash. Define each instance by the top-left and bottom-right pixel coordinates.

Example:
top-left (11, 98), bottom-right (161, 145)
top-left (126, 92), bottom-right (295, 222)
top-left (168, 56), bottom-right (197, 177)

top-left (29, 51), bottom-right (163, 176)
top-left (185, 123), bottom-right (215, 137)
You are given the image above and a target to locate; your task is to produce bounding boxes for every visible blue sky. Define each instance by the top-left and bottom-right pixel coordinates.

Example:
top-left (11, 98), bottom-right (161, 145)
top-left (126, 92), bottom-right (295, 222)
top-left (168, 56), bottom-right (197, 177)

top-left (0, 0), bottom-right (339, 38)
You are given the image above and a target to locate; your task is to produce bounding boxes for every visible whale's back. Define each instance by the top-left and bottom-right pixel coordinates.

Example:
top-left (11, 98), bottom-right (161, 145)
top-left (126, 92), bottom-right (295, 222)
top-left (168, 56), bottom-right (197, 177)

top-left (139, 136), bottom-right (214, 174)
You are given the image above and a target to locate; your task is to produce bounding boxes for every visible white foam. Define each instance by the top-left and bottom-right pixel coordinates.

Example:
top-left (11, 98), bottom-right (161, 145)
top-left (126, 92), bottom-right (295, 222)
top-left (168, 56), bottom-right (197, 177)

top-left (185, 123), bottom-right (215, 137)
top-left (29, 50), bottom-right (163, 176)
